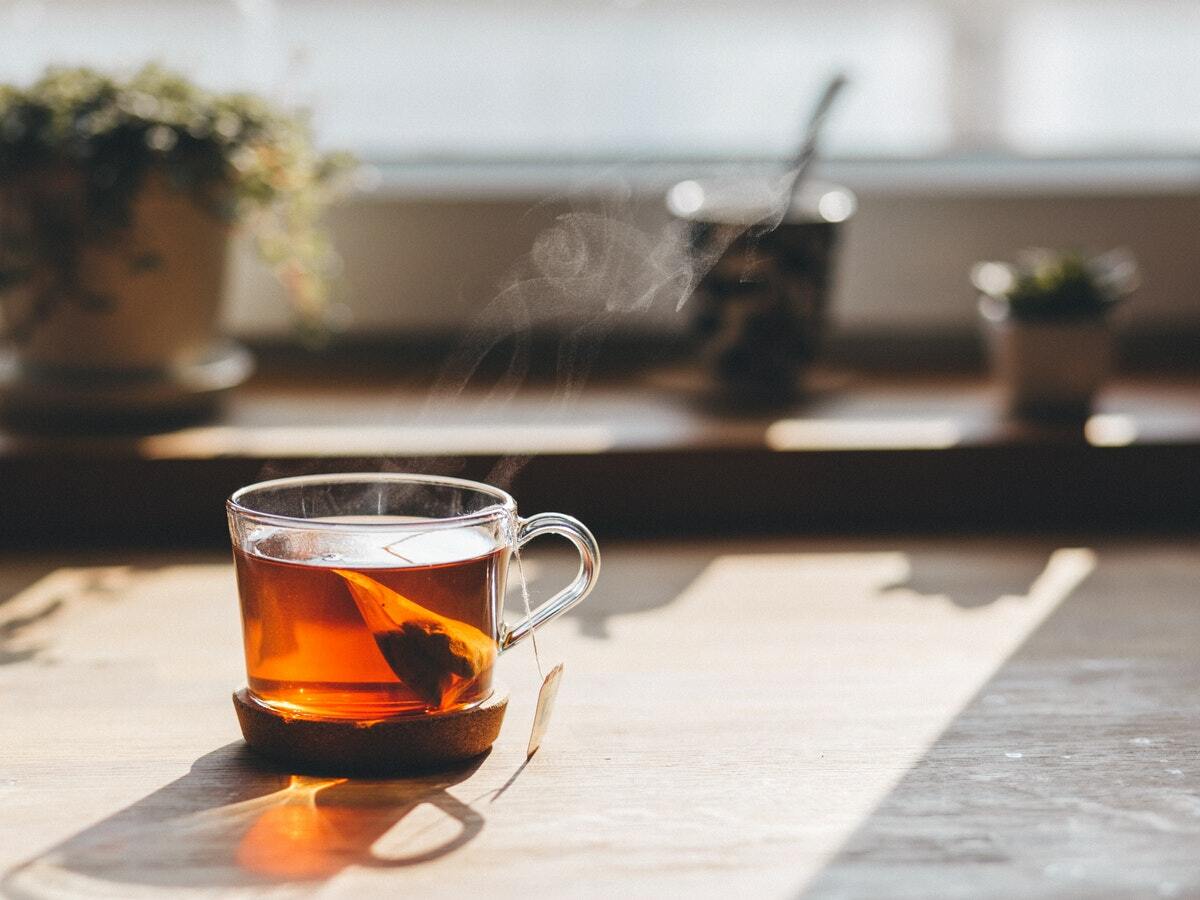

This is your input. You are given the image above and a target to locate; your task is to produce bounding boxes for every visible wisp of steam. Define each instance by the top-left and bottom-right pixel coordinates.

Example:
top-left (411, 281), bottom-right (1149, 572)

top-left (423, 167), bottom-right (798, 490)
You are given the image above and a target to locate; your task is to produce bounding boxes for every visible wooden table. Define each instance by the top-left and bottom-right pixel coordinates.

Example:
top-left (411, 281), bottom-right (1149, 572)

top-left (3, 538), bottom-right (1199, 897)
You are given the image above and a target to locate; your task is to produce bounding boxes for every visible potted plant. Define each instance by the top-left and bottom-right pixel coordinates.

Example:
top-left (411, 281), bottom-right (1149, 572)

top-left (0, 65), bottom-right (348, 419)
top-left (971, 248), bottom-right (1138, 419)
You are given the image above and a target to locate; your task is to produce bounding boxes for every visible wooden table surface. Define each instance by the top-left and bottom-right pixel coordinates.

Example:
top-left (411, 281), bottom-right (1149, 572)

top-left (2, 537), bottom-right (1199, 898)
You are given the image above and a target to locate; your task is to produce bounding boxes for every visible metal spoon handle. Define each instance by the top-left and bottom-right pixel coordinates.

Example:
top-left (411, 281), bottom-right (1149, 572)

top-left (784, 72), bottom-right (849, 210)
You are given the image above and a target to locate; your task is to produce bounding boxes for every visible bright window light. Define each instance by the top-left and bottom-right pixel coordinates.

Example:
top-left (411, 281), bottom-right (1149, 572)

top-left (2, 1), bottom-right (1196, 161)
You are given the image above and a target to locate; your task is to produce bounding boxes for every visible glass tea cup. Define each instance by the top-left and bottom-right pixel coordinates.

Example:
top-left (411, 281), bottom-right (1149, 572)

top-left (227, 473), bottom-right (599, 720)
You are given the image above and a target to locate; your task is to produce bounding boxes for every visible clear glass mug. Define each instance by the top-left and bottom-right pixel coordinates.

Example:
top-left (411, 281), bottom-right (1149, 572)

top-left (227, 473), bottom-right (600, 720)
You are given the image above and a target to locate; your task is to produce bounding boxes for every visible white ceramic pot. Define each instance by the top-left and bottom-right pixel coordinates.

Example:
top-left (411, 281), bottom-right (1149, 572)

top-left (1, 173), bottom-right (253, 420)
top-left (985, 316), bottom-right (1112, 418)
top-left (16, 177), bottom-right (230, 371)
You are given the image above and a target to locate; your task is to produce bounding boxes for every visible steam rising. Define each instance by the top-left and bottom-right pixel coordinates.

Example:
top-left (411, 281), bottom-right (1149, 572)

top-left (251, 170), bottom-right (799, 490)
top-left (427, 174), bottom-right (793, 488)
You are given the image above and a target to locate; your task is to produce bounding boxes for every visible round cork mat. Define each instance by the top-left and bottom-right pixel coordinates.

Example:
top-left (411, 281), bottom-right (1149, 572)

top-left (233, 687), bottom-right (508, 775)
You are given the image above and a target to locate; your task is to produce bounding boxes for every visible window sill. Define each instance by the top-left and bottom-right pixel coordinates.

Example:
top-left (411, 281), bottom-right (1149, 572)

top-left (3, 363), bottom-right (1198, 546)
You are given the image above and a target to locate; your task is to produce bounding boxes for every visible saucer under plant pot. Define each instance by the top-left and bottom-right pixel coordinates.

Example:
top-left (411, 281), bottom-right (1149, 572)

top-left (0, 65), bottom-right (348, 426)
top-left (972, 249), bottom-right (1138, 421)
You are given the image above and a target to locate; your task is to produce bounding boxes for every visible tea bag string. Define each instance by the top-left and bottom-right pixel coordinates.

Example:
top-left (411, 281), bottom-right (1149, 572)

top-left (513, 548), bottom-right (545, 681)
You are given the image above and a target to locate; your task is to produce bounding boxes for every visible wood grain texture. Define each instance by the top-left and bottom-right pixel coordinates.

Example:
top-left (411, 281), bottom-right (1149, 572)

top-left (1, 539), bottom-right (1197, 898)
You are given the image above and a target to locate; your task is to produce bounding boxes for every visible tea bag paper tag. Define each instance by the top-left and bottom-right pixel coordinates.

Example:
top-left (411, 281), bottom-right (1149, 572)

top-left (514, 549), bottom-right (564, 758)
top-left (527, 663), bottom-right (563, 758)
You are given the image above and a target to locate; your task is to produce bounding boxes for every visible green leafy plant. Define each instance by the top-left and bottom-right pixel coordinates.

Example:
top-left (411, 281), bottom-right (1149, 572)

top-left (0, 64), bottom-right (352, 342)
top-left (972, 248), bottom-right (1138, 323)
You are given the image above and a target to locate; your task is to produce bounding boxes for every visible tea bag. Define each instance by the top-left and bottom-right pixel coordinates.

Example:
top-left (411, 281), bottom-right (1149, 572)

top-left (334, 569), bottom-right (494, 710)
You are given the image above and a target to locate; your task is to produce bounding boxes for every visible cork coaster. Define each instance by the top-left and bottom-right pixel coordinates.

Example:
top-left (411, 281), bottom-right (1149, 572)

top-left (233, 687), bottom-right (508, 775)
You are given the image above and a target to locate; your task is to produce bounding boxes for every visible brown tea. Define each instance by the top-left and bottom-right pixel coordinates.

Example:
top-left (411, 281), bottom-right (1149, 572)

top-left (234, 526), bottom-right (504, 720)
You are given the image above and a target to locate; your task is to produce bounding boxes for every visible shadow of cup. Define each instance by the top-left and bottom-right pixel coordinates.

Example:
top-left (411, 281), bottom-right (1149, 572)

top-left (4, 742), bottom-right (487, 896)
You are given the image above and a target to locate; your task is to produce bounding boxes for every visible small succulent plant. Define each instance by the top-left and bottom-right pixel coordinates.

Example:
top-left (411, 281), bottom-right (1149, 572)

top-left (0, 64), bottom-right (352, 341)
top-left (972, 248), bottom-right (1138, 322)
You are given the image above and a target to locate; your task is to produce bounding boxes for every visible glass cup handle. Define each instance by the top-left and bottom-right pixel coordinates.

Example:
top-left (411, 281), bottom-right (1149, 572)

top-left (500, 513), bottom-right (600, 651)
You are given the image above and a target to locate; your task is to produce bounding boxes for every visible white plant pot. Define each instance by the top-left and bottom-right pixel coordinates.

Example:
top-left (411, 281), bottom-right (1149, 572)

top-left (1, 175), bottom-right (253, 420)
top-left (985, 316), bottom-right (1112, 418)
top-left (18, 178), bottom-right (229, 370)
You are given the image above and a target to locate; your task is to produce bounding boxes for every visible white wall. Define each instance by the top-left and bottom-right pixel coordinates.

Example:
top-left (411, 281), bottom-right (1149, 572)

top-left (225, 161), bottom-right (1200, 341)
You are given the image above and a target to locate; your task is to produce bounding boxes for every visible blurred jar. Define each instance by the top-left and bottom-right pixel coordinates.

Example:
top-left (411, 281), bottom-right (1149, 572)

top-left (668, 177), bottom-right (855, 407)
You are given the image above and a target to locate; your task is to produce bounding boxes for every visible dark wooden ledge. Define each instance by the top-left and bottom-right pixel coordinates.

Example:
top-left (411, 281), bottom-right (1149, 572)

top-left (1, 363), bottom-right (1198, 547)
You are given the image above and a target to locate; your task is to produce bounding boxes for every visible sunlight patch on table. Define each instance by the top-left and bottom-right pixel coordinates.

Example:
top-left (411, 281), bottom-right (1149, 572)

top-left (569, 547), bottom-right (1096, 894)
top-left (0, 564), bottom-right (242, 680)
top-left (0, 548), bottom-right (1099, 897)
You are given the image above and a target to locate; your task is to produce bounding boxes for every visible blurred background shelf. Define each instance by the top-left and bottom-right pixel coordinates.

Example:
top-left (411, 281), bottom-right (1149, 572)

top-left (2, 354), bottom-right (1197, 547)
